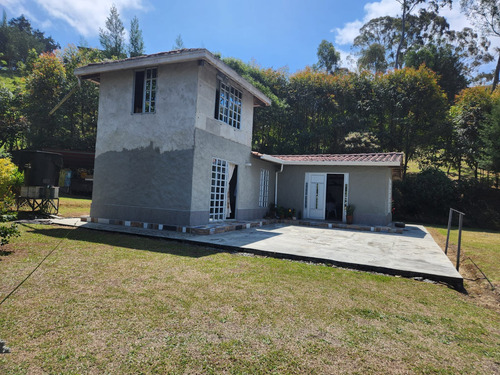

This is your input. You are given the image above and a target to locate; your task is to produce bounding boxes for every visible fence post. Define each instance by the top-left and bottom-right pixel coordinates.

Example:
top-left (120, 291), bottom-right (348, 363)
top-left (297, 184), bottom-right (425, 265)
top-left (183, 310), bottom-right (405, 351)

top-left (445, 208), bottom-right (453, 255)
top-left (456, 213), bottom-right (463, 271)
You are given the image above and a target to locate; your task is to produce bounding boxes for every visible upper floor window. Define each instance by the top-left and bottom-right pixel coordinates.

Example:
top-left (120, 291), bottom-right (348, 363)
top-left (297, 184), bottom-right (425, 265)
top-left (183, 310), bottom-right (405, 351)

top-left (215, 80), bottom-right (242, 129)
top-left (134, 68), bottom-right (157, 113)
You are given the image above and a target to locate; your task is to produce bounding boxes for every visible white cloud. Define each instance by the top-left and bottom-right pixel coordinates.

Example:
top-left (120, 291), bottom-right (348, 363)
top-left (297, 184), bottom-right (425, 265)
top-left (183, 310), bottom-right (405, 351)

top-left (1, 0), bottom-right (40, 24)
top-left (440, 5), bottom-right (475, 36)
top-left (40, 18), bottom-right (52, 29)
top-left (337, 48), bottom-right (358, 71)
top-left (364, 0), bottom-right (401, 20)
top-left (333, 1), bottom-right (499, 76)
top-left (334, 0), bottom-right (401, 46)
top-left (333, 20), bottom-right (363, 45)
top-left (333, 0), bottom-right (496, 51)
top-left (32, 0), bottom-right (147, 36)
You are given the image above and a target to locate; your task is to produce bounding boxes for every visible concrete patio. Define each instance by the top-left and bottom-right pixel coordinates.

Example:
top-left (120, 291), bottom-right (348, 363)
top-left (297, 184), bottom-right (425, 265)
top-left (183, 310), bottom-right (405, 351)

top-left (51, 218), bottom-right (463, 289)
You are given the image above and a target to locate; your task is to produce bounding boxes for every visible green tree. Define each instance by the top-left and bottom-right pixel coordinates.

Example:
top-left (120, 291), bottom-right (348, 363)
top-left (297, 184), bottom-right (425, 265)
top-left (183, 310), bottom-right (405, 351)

top-left (313, 40), bottom-right (341, 74)
top-left (0, 157), bottom-right (22, 246)
top-left (99, 4), bottom-right (126, 59)
top-left (19, 46), bottom-right (102, 152)
top-left (393, 1), bottom-right (452, 69)
top-left (128, 16), bottom-right (144, 57)
top-left (404, 43), bottom-right (468, 102)
top-left (283, 69), bottom-right (374, 154)
top-left (224, 58), bottom-right (376, 155)
top-left (449, 86), bottom-right (497, 179)
top-left (358, 43), bottom-right (388, 73)
top-left (224, 56), bottom-right (451, 165)
top-left (0, 13), bottom-right (59, 69)
top-left (371, 66), bottom-right (449, 176)
top-left (24, 51), bottom-right (66, 149)
top-left (0, 85), bottom-right (27, 150)
top-left (173, 34), bottom-right (185, 50)
top-left (287, 68), bottom-right (339, 153)
top-left (222, 58), bottom-right (290, 153)
top-left (354, 5), bottom-right (479, 71)
top-left (482, 95), bottom-right (500, 175)
top-left (461, 0), bottom-right (500, 91)
top-left (58, 45), bottom-right (102, 150)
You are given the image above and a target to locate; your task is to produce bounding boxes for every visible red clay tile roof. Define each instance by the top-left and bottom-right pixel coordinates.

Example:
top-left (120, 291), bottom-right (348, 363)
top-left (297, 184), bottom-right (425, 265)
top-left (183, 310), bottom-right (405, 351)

top-left (252, 152), bottom-right (403, 165)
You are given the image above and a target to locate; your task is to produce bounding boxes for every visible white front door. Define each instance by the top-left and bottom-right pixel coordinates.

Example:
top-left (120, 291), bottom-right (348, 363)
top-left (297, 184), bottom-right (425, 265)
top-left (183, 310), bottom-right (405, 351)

top-left (305, 173), bottom-right (326, 220)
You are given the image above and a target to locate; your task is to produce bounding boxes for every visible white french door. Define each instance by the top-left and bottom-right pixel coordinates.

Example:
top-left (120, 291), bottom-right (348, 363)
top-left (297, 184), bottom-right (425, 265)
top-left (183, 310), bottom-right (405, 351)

top-left (304, 173), bottom-right (349, 222)
top-left (305, 174), bottom-right (326, 220)
top-left (209, 158), bottom-right (228, 221)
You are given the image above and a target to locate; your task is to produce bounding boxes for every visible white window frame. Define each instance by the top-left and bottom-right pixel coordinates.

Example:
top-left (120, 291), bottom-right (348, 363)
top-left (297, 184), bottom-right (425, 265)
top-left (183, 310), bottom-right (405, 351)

top-left (259, 169), bottom-right (270, 208)
top-left (388, 177), bottom-right (392, 215)
top-left (217, 80), bottom-right (242, 129)
top-left (143, 68), bottom-right (157, 113)
top-left (209, 158), bottom-right (228, 221)
top-left (133, 67), bottom-right (157, 114)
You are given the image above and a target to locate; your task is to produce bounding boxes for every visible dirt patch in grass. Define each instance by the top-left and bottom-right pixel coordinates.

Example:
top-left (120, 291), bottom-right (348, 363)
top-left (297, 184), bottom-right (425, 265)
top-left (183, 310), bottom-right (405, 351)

top-left (0, 224), bottom-right (499, 374)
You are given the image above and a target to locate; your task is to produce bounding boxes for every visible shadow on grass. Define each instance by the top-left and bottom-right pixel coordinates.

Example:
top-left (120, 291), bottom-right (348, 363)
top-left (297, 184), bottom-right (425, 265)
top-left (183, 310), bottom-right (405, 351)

top-left (19, 223), bottom-right (223, 259)
top-left (0, 249), bottom-right (13, 256)
top-left (397, 225), bottom-right (428, 239)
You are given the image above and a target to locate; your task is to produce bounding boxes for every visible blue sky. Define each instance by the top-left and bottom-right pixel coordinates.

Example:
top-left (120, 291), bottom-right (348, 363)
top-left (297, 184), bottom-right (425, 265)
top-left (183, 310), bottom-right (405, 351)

top-left (0, 0), bottom-right (493, 74)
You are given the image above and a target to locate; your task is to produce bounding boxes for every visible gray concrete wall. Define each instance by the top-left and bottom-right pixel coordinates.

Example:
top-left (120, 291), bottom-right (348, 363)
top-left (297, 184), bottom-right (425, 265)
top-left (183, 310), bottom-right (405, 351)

top-left (91, 146), bottom-right (195, 224)
top-left (91, 62), bottom-right (200, 225)
top-left (94, 62), bottom-right (199, 157)
top-left (277, 165), bottom-right (392, 226)
top-left (190, 129), bottom-right (275, 225)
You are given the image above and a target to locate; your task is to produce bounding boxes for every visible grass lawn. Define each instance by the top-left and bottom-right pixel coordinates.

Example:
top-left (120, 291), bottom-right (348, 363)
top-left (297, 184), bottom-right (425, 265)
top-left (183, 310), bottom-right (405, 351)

top-left (405, 160), bottom-right (478, 180)
top-left (14, 195), bottom-right (91, 219)
top-left (426, 225), bottom-right (500, 315)
top-left (0, 224), bottom-right (499, 374)
top-left (0, 70), bottom-right (25, 91)
top-left (426, 226), bottom-right (500, 285)
top-left (57, 196), bottom-right (91, 218)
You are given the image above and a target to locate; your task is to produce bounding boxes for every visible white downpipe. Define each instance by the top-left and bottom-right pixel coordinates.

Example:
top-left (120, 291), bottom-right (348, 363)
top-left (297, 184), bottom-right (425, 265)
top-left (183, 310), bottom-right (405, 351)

top-left (274, 164), bottom-right (284, 205)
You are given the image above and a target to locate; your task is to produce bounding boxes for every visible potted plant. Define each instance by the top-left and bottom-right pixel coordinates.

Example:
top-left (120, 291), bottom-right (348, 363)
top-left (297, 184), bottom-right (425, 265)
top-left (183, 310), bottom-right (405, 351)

top-left (346, 204), bottom-right (355, 224)
top-left (268, 203), bottom-right (277, 218)
top-left (277, 206), bottom-right (285, 219)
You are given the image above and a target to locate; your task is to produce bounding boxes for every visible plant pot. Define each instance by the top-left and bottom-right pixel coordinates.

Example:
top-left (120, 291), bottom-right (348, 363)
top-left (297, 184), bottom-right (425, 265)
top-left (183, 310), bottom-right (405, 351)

top-left (346, 215), bottom-right (353, 224)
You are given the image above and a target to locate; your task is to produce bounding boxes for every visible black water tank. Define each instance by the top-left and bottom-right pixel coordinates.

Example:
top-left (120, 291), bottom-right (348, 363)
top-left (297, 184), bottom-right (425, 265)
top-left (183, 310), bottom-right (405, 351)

top-left (12, 150), bottom-right (63, 187)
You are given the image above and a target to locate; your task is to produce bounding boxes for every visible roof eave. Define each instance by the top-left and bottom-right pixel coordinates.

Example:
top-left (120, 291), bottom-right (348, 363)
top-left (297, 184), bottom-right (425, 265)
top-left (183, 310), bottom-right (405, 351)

top-left (257, 154), bottom-right (403, 167)
top-left (74, 49), bottom-right (271, 107)
top-left (259, 154), bottom-right (286, 164)
top-left (279, 161), bottom-right (403, 167)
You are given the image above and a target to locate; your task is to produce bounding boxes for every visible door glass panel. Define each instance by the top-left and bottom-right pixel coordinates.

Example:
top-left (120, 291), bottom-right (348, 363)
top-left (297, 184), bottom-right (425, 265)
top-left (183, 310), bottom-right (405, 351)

top-left (209, 158), bottom-right (227, 221)
top-left (315, 183), bottom-right (319, 209)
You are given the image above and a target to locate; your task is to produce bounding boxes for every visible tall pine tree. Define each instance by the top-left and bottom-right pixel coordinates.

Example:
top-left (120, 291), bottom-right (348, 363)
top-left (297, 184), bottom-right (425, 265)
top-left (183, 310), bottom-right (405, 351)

top-left (128, 16), bottom-right (144, 57)
top-left (173, 34), bottom-right (185, 50)
top-left (99, 4), bottom-right (126, 59)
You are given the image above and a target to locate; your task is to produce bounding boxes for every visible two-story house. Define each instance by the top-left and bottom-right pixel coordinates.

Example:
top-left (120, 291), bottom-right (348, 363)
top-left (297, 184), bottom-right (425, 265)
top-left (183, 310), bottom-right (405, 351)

top-left (75, 49), bottom-right (402, 228)
top-left (75, 49), bottom-right (275, 227)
